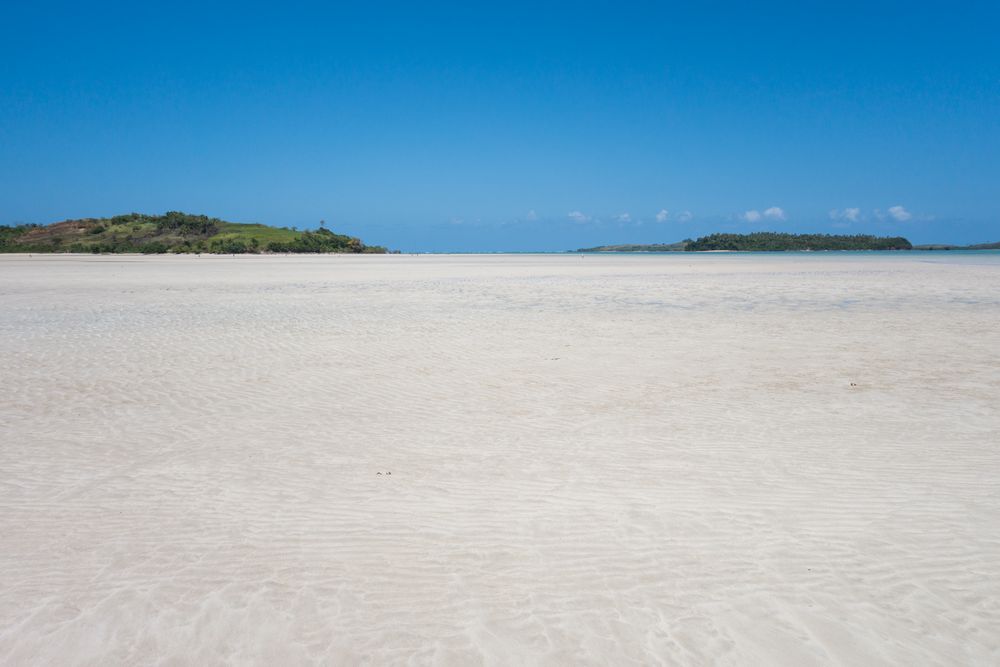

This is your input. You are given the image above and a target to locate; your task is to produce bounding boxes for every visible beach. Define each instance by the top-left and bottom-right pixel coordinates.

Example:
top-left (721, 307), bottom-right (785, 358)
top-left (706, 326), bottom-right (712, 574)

top-left (1, 252), bottom-right (999, 664)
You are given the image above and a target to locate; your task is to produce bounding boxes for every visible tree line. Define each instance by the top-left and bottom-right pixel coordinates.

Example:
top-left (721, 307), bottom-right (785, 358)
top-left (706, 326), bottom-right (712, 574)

top-left (684, 233), bottom-right (913, 251)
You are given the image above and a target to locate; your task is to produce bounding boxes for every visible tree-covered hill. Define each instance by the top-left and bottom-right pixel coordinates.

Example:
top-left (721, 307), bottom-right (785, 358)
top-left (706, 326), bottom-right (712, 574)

top-left (0, 212), bottom-right (389, 254)
top-left (684, 233), bottom-right (912, 251)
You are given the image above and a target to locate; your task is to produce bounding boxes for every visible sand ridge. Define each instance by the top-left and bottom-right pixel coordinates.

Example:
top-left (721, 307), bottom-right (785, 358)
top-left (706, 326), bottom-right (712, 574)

top-left (1, 253), bottom-right (999, 664)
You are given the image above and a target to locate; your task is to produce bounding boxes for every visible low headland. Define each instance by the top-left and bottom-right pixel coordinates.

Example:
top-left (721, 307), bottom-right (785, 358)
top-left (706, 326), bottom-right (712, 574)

top-left (0, 212), bottom-right (390, 254)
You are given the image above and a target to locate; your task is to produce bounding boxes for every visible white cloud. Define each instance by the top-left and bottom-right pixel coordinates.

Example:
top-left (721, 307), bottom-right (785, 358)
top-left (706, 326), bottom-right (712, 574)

top-left (888, 205), bottom-right (912, 222)
top-left (829, 207), bottom-right (861, 222)
top-left (567, 210), bottom-right (590, 224)
top-left (655, 209), bottom-right (669, 223)
top-left (763, 206), bottom-right (786, 221)
top-left (676, 210), bottom-right (693, 222)
top-left (742, 207), bottom-right (784, 222)
top-left (615, 212), bottom-right (631, 223)
top-left (525, 209), bottom-right (538, 221)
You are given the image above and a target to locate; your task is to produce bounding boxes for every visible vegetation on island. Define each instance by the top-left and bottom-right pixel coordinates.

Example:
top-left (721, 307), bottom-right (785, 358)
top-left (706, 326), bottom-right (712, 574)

top-left (579, 233), bottom-right (921, 252)
top-left (0, 212), bottom-right (390, 254)
top-left (683, 233), bottom-right (912, 251)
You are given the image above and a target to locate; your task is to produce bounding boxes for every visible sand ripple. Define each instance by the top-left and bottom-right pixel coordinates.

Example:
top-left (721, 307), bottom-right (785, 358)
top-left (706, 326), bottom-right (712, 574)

top-left (1, 253), bottom-right (999, 664)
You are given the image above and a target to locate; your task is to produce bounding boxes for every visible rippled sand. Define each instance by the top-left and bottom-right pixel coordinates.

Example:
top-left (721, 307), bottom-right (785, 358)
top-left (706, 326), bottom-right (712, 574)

top-left (2, 253), bottom-right (999, 665)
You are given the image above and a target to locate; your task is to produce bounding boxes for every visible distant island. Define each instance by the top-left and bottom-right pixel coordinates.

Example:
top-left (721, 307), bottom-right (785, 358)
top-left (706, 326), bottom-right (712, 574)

top-left (684, 233), bottom-right (913, 251)
top-left (912, 241), bottom-right (1000, 250)
top-left (578, 232), bottom-right (948, 252)
top-left (576, 241), bottom-right (689, 253)
top-left (0, 212), bottom-right (390, 254)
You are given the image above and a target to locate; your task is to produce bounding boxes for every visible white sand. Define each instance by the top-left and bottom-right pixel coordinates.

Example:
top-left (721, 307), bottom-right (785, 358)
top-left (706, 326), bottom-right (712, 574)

top-left (1, 252), bottom-right (999, 665)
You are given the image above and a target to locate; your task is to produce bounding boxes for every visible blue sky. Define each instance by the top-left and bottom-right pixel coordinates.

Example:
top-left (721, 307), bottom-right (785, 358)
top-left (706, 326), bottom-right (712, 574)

top-left (2, 1), bottom-right (998, 251)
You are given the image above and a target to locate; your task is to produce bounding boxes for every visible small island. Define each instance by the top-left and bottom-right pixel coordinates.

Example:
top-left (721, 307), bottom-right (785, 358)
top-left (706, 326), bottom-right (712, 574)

top-left (578, 232), bottom-right (915, 252)
top-left (684, 233), bottom-right (913, 251)
top-left (912, 241), bottom-right (1000, 251)
top-left (0, 212), bottom-right (390, 254)
top-left (576, 241), bottom-right (688, 253)
top-left (577, 233), bottom-right (1000, 253)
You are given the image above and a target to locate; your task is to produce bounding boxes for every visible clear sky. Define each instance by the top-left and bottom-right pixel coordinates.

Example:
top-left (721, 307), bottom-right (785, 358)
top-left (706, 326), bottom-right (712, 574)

top-left (2, 1), bottom-right (998, 251)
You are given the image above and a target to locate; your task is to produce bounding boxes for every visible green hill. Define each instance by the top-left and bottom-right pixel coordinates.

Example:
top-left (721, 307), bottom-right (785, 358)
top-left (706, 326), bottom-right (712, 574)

top-left (0, 212), bottom-right (389, 254)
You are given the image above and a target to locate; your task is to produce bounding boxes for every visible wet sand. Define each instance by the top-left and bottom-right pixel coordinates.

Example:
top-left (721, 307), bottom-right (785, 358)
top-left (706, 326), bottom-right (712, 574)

top-left (2, 253), bottom-right (999, 664)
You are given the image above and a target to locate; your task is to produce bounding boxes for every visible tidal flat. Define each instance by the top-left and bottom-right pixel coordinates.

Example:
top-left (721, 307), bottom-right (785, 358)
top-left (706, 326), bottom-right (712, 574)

top-left (2, 253), bottom-right (999, 664)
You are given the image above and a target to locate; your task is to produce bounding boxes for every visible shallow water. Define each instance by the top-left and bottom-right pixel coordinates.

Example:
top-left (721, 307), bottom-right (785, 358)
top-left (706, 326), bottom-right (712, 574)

top-left (2, 254), bottom-right (999, 664)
